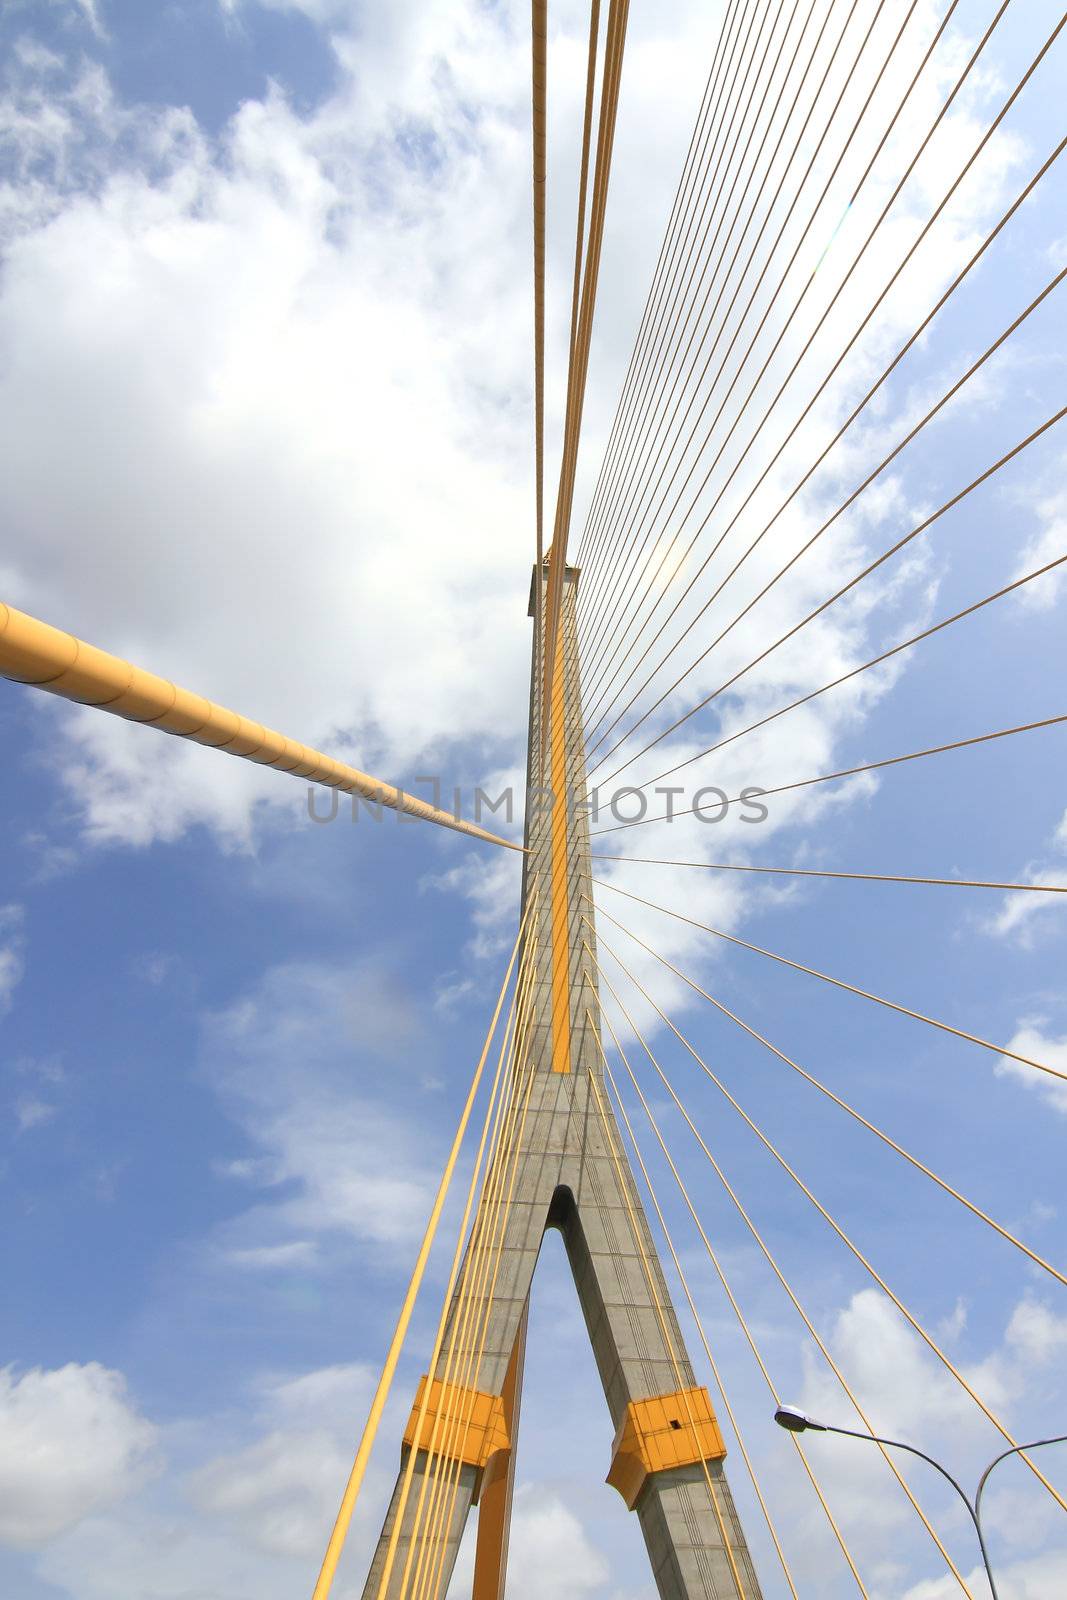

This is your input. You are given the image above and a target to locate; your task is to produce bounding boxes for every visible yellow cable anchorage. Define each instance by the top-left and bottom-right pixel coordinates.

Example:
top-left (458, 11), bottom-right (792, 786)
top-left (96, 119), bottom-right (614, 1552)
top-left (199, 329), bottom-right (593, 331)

top-left (0, 599), bottom-right (520, 853)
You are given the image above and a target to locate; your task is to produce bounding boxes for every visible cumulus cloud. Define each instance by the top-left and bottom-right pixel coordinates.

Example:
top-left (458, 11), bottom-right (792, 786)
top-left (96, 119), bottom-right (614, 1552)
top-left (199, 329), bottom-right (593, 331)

top-left (1010, 475), bottom-right (1067, 613)
top-left (447, 1484), bottom-right (609, 1600)
top-left (0, 1363), bottom-right (159, 1549)
top-left (0, 0), bottom-right (1021, 881)
top-left (187, 1365), bottom-right (378, 1561)
top-left (201, 957), bottom-right (439, 1259)
top-left (0, 902), bottom-right (26, 1015)
top-left (995, 1023), bottom-right (1067, 1117)
top-left (904, 1553), bottom-right (1067, 1600)
top-left (35, 1360), bottom-right (388, 1599)
top-left (189, 1428), bottom-right (349, 1558)
top-left (786, 1288), bottom-right (1067, 1593)
top-left (0, 9), bottom-right (540, 851)
top-left (983, 807), bottom-right (1067, 947)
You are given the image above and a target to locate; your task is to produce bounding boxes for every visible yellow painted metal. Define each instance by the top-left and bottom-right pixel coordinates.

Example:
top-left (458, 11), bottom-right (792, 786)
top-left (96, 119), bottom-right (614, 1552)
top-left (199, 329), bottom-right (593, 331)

top-left (607, 1387), bottom-right (727, 1511)
top-left (471, 1303), bottom-right (527, 1600)
top-left (549, 588), bottom-right (572, 1073)
top-left (403, 1377), bottom-right (509, 1478)
top-left (0, 599), bottom-right (520, 852)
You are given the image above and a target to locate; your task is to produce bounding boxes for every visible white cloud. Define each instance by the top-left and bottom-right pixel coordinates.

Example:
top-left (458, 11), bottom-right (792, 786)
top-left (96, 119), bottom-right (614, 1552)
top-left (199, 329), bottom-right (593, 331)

top-left (200, 958), bottom-right (437, 1259)
top-left (0, 902), bottom-right (26, 1015)
top-left (1011, 478), bottom-right (1067, 612)
top-left (447, 1484), bottom-right (609, 1600)
top-left (224, 1239), bottom-right (319, 1270)
top-left (1002, 1296), bottom-right (1067, 1367)
top-left (187, 1428), bottom-right (350, 1558)
top-left (14, 1094), bottom-right (57, 1131)
top-left (0, 0), bottom-right (1017, 881)
top-left (995, 1023), bottom-right (1067, 1117)
top-left (0, 18), bottom-right (536, 852)
top-left (904, 1552), bottom-right (1067, 1600)
top-left (787, 1289), bottom-right (1067, 1592)
top-left (187, 1364), bottom-right (377, 1560)
top-left (35, 1360), bottom-right (387, 1599)
top-left (983, 873), bottom-right (1067, 946)
top-left (983, 803), bottom-right (1067, 947)
top-left (0, 1363), bottom-right (159, 1549)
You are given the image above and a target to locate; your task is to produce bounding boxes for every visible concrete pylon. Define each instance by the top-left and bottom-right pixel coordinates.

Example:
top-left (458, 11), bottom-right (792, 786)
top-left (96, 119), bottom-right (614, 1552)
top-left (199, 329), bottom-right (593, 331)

top-left (360, 565), bottom-right (765, 1600)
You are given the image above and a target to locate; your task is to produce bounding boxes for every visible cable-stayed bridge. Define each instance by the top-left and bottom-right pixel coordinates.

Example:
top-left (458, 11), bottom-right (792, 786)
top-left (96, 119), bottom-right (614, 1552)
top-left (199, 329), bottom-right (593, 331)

top-left (2, 3), bottom-right (1066, 1596)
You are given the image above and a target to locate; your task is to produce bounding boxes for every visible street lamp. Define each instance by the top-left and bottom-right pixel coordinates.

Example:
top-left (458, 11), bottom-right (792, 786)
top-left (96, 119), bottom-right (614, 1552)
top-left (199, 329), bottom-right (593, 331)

top-left (773, 1405), bottom-right (1067, 1600)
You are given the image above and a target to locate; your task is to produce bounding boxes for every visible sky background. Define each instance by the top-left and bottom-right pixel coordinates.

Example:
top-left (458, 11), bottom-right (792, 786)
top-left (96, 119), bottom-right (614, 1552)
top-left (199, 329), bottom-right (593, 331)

top-left (1, 2), bottom-right (1066, 1598)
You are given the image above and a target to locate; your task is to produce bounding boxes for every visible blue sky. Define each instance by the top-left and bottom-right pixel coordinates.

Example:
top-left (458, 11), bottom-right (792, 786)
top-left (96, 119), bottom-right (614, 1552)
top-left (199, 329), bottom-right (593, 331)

top-left (1, 2), bottom-right (1065, 1598)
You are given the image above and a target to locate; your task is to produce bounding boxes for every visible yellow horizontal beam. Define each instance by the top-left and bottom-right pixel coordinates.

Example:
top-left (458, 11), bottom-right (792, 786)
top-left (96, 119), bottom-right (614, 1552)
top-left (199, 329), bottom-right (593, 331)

top-left (607, 1387), bottom-right (726, 1510)
top-left (0, 599), bottom-right (519, 852)
top-left (403, 1375), bottom-right (510, 1474)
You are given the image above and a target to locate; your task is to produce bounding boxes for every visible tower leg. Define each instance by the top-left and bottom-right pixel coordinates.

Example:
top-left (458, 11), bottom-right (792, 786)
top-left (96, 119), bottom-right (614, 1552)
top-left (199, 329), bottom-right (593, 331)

top-left (360, 1455), bottom-right (479, 1600)
top-left (636, 1465), bottom-right (762, 1600)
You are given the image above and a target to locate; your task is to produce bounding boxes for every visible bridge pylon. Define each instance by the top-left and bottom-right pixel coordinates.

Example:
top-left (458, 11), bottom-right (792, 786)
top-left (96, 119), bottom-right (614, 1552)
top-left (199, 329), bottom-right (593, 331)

top-left (360, 564), bottom-right (765, 1600)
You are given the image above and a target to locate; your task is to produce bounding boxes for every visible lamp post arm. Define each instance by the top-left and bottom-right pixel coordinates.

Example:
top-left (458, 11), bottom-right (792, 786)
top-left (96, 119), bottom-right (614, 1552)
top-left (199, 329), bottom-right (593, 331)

top-left (975, 1435), bottom-right (1067, 1523)
top-left (819, 1424), bottom-right (999, 1600)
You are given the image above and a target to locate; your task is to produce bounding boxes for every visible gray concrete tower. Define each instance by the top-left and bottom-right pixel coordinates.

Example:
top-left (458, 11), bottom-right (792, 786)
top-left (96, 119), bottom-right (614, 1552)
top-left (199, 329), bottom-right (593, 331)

top-left (360, 565), bottom-right (765, 1600)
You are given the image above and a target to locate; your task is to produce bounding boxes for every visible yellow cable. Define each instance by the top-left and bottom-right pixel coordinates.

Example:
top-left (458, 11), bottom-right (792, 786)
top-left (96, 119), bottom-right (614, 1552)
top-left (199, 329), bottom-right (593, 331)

top-left (583, 1052), bottom-right (747, 1597)
top-left (402, 970), bottom-right (540, 1600)
top-left (393, 938), bottom-right (541, 1600)
top-left (589, 852), bottom-right (1067, 895)
top-left (591, 939), bottom-right (1067, 1519)
top-left (540, 0), bottom-right (630, 770)
top-left (595, 879), bottom-right (1067, 1086)
top-left (588, 944), bottom-right (973, 1595)
top-left (590, 1014), bottom-right (870, 1597)
top-left (402, 946), bottom-right (544, 1600)
top-left (410, 1000), bottom-right (543, 1600)
top-left (0, 599), bottom-right (519, 855)
top-left (415, 1062), bottom-right (540, 1600)
top-left (310, 910), bottom-right (531, 1600)
top-left (596, 906), bottom-right (1067, 1286)
top-left (373, 917), bottom-right (538, 1600)
top-left (586, 1003), bottom-right (800, 1599)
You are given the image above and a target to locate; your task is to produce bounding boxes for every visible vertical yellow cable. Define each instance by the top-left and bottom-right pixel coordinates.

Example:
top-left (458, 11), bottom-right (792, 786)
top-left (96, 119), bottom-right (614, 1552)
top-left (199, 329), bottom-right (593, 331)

top-left (584, 1061), bottom-right (746, 1598)
top-left (590, 935), bottom-right (976, 1595)
top-left (376, 927), bottom-right (540, 1600)
top-left (397, 969), bottom-right (539, 1600)
top-left (414, 986), bottom-right (544, 1599)
top-left (585, 998), bottom-right (799, 1599)
top-left (549, 605), bottom-right (572, 1074)
top-left (310, 912), bottom-right (530, 1600)
top-left (593, 933), bottom-right (1067, 1516)
top-left (407, 1001), bottom-right (543, 1600)
top-left (398, 950), bottom-right (541, 1600)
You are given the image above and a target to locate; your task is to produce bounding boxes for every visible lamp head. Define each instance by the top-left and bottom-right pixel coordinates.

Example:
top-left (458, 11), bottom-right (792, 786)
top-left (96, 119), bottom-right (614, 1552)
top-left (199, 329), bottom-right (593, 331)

top-left (774, 1405), bottom-right (826, 1434)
